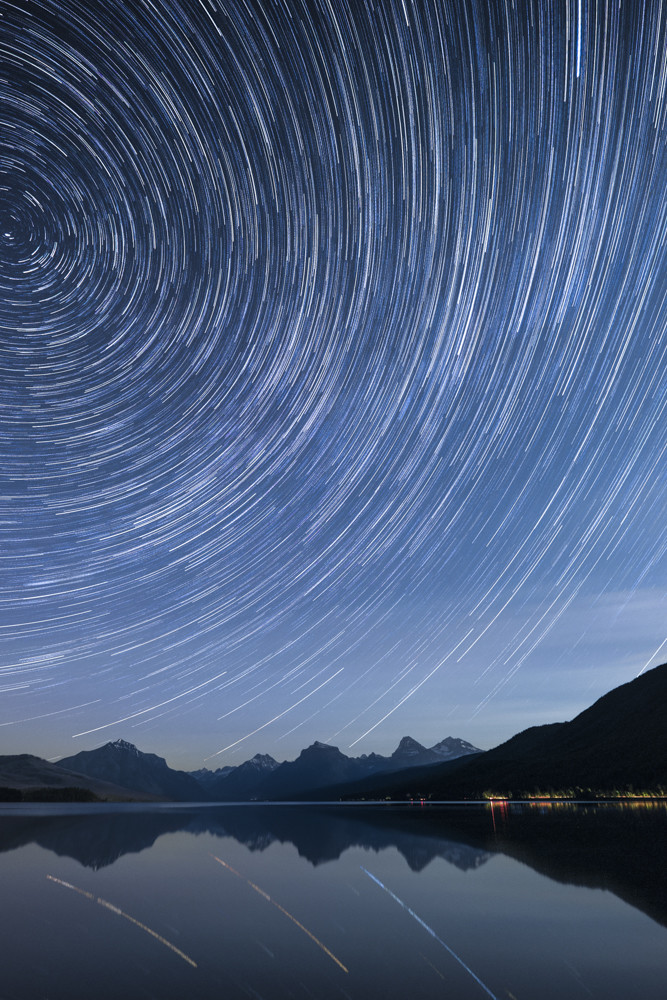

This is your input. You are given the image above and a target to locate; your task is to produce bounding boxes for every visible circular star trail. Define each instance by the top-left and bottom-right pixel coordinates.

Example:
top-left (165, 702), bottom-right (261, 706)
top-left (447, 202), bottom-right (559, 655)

top-left (1, 0), bottom-right (666, 762)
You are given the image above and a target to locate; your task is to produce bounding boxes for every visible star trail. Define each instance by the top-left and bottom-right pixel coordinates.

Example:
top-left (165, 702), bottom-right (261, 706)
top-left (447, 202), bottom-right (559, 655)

top-left (1, 0), bottom-right (666, 767)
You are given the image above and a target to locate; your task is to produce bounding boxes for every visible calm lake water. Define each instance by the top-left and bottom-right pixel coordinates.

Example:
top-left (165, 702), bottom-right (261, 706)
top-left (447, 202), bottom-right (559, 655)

top-left (0, 801), bottom-right (665, 999)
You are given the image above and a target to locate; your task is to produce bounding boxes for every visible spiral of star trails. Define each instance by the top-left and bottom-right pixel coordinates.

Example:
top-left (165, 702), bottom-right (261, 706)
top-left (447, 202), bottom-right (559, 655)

top-left (1, 1), bottom-right (666, 759)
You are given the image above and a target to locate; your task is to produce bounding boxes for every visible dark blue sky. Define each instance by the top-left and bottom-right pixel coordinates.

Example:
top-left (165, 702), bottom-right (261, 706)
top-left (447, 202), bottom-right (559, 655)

top-left (1, 0), bottom-right (665, 770)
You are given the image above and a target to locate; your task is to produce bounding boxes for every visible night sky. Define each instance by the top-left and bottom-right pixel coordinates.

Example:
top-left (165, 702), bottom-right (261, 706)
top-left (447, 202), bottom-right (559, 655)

top-left (2, 0), bottom-right (665, 770)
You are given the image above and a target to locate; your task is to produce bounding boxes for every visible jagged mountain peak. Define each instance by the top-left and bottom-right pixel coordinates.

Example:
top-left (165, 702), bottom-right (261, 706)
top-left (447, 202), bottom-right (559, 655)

top-left (247, 753), bottom-right (278, 770)
top-left (430, 737), bottom-right (482, 756)
top-left (107, 739), bottom-right (140, 754)
top-left (392, 736), bottom-right (426, 756)
top-left (301, 741), bottom-right (342, 755)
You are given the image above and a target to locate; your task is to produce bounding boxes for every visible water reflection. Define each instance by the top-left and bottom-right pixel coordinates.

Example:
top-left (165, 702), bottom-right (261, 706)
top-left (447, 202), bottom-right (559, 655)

top-left (1, 801), bottom-right (665, 924)
top-left (1, 802), bottom-right (666, 999)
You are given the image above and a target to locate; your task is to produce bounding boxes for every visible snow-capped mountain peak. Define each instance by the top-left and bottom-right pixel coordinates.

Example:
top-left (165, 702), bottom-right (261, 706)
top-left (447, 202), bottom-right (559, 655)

top-left (430, 737), bottom-right (482, 758)
top-left (108, 739), bottom-right (140, 755)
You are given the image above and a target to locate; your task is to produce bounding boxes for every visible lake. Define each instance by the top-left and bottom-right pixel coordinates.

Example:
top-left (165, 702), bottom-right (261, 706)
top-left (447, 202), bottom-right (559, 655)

top-left (0, 801), bottom-right (665, 999)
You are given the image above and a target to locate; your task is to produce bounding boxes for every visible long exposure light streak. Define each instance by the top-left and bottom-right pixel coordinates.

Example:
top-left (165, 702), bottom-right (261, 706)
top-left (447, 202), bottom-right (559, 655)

top-left (212, 855), bottom-right (348, 973)
top-left (361, 867), bottom-right (498, 999)
top-left (1, 0), bottom-right (666, 762)
top-left (46, 875), bottom-right (198, 968)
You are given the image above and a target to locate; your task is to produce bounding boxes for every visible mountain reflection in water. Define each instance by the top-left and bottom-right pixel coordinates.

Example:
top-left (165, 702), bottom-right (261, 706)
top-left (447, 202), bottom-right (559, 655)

top-left (1, 800), bottom-right (665, 927)
top-left (1, 801), bottom-right (666, 1000)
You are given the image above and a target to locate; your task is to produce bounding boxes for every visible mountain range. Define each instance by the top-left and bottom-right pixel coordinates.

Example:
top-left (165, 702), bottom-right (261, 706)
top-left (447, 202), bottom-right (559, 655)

top-left (1, 662), bottom-right (665, 801)
top-left (0, 733), bottom-right (480, 802)
top-left (198, 734), bottom-right (482, 801)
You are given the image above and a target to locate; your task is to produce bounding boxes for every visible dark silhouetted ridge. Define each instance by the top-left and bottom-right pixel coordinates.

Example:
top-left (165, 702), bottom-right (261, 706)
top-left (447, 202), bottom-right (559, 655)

top-left (58, 741), bottom-right (204, 801)
top-left (325, 662), bottom-right (667, 800)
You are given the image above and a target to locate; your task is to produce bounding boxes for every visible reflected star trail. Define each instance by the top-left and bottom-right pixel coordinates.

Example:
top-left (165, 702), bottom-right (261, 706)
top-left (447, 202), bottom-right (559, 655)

top-left (1, 0), bottom-right (666, 766)
top-left (212, 855), bottom-right (349, 973)
top-left (362, 866), bottom-right (498, 998)
top-left (46, 875), bottom-right (198, 967)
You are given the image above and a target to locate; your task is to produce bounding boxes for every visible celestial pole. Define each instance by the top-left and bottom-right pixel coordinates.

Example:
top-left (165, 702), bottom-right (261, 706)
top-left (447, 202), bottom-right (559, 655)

top-left (1, 0), bottom-right (665, 763)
